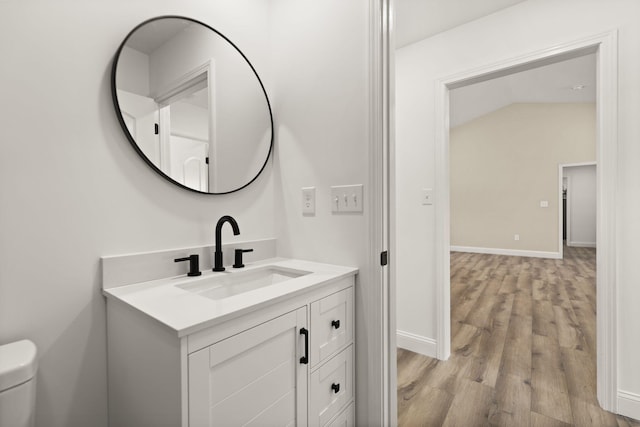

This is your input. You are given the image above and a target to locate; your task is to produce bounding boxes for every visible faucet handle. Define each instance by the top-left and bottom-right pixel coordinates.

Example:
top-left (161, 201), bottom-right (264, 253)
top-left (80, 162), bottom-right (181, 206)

top-left (174, 254), bottom-right (202, 277)
top-left (233, 248), bottom-right (254, 269)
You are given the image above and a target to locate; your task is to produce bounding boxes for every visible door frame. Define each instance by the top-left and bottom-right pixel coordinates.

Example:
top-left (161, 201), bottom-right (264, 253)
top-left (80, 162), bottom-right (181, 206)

top-left (432, 31), bottom-right (619, 411)
top-left (558, 161), bottom-right (597, 257)
top-left (369, 0), bottom-right (395, 425)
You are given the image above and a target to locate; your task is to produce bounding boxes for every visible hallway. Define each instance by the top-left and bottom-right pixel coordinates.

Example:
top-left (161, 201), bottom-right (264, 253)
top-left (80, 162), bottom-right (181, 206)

top-left (397, 247), bottom-right (639, 426)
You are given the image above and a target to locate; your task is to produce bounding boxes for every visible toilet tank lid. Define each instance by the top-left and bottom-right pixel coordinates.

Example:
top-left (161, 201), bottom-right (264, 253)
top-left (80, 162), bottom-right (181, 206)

top-left (0, 340), bottom-right (37, 391)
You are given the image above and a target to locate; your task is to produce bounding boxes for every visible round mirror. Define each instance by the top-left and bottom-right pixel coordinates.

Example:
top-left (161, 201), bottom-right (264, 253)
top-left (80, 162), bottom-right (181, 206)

top-left (111, 16), bottom-right (273, 194)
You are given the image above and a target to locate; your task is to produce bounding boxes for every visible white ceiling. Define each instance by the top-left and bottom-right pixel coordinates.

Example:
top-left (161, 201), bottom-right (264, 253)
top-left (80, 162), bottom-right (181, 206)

top-left (450, 53), bottom-right (596, 127)
top-left (394, 0), bottom-right (596, 127)
top-left (395, 0), bottom-right (527, 48)
top-left (126, 19), bottom-right (191, 54)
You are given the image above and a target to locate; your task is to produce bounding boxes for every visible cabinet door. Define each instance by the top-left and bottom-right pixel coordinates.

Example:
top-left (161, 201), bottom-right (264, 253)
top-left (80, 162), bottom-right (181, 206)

top-left (189, 307), bottom-right (308, 427)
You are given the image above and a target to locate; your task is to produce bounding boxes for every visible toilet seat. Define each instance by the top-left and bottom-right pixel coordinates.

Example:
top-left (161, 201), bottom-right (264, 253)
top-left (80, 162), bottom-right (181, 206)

top-left (0, 340), bottom-right (37, 392)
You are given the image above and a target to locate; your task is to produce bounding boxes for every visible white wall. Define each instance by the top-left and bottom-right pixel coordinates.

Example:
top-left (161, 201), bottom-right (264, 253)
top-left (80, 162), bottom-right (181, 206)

top-left (171, 101), bottom-right (209, 141)
top-left (396, 0), bottom-right (640, 407)
top-left (268, 0), bottom-right (373, 423)
top-left (0, 1), bottom-right (375, 426)
top-left (117, 46), bottom-right (150, 95)
top-left (0, 2), bottom-right (275, 426)
top-left (564, 164), bottom-right (597, 247)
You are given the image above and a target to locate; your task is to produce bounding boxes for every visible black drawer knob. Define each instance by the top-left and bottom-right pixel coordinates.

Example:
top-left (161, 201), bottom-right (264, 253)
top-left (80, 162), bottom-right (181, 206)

top-left (331, 319), bottom-right (341, 329)
top-left (331, 383), bottom-right (340, 394)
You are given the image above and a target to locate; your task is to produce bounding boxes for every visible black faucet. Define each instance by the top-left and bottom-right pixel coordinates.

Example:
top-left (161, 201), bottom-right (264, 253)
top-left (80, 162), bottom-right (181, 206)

top-left (213, 215), bottom-right (240, 271)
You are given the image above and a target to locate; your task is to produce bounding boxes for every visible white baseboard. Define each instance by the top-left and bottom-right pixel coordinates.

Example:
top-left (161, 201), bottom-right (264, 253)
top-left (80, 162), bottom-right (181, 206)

top-left (450, 245), bottom-right (561, 259)
top-left (618, 390), bottom-right (640, 421)
top-left (567, 241), bottom-right (597, 248)
top-left (396, 330), bottom-right (437, 358)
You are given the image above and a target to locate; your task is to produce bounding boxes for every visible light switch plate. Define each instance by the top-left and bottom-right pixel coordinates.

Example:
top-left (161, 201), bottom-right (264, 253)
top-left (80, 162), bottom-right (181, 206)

top-left (331, 184), bottom-right (364, 213)
top-left (540, 200), bottom-right (549, 208)
top-left (422, 188), bottom-right (434, 205)
top-left (302, 187), bottom-right (315, 215)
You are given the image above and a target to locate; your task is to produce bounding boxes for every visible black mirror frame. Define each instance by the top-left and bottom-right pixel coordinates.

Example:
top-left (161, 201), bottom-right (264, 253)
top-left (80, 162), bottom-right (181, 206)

top-left (111, 15), bottom-right (274, 195)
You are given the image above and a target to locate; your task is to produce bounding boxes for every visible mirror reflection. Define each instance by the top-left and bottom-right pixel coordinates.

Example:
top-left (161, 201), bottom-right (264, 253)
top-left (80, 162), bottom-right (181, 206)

top-left (112, 16), bottom-right (273, 194)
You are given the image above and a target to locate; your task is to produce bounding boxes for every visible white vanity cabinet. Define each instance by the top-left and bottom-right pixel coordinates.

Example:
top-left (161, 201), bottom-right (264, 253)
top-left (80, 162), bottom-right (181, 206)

top-left (105, 269), bottom-right (355, 427)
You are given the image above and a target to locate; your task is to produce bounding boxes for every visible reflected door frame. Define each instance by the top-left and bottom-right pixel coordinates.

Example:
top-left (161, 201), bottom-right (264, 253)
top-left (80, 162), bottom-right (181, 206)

top-left (156, 59), bottom-right (217, 191)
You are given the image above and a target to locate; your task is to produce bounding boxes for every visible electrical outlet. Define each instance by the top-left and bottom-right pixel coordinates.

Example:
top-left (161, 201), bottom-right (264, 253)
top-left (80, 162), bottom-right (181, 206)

top-left (331, 184), bottom-right (363, 213)
top-left (302, 187), bottom-right (315, 215)
top-left (514, 234), bottom-right (520, 241)
top-left (422, 188), bottom-right (434, 205)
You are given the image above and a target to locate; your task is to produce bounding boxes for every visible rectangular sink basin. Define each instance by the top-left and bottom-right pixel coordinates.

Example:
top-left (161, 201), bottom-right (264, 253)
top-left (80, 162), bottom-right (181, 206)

top-left (176, 266), bottom-right (311, 300)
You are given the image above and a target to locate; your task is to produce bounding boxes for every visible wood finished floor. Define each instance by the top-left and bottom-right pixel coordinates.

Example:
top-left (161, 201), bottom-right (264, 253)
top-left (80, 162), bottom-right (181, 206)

top-left (397, 246), bottom-right (640, 427)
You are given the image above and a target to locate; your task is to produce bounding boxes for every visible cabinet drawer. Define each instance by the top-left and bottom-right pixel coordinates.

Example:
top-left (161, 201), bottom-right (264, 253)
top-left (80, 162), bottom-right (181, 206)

top-left (309, 345), bottom-right (353, 427)
top-left (326, 402), bottom-right (355, 427)
top-left (310, 287), bottom-right (353, 366)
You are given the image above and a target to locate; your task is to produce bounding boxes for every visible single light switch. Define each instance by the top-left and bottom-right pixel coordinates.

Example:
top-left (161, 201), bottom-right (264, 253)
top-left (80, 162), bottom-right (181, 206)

top-left (302, 187), bottom-right (315, 215)
top-left (422, 188), bottom-right (434, 205)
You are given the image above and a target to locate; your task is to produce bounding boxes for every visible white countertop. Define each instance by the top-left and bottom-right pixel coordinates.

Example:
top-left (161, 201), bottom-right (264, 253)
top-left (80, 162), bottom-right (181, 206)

top-left (103, 258), bottom-right (358, 337)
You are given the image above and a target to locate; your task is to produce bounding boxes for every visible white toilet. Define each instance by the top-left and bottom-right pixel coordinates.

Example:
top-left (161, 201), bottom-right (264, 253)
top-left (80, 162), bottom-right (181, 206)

top-left (0, 340), bottom-right (38, 427)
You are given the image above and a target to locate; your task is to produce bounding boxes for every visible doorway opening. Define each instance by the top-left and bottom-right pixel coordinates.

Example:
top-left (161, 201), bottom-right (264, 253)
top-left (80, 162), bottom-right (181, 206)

top-left (430, 34), bottom-right (618, 415)
top-left (559, 162), bottom-right (597, 258)
top-left (398, 46), bottom-right (612, 425)
top-left (389, 31), bottom-right (618, 425)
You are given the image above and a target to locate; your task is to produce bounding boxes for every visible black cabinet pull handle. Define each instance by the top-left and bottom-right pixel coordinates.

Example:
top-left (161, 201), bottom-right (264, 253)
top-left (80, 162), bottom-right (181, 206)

top-left (300, 328), bottom-right (309, 364)
top-left (331, 319), bottom-right (341, 329)
top-left (331, 383), bottom-right (340, 394)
